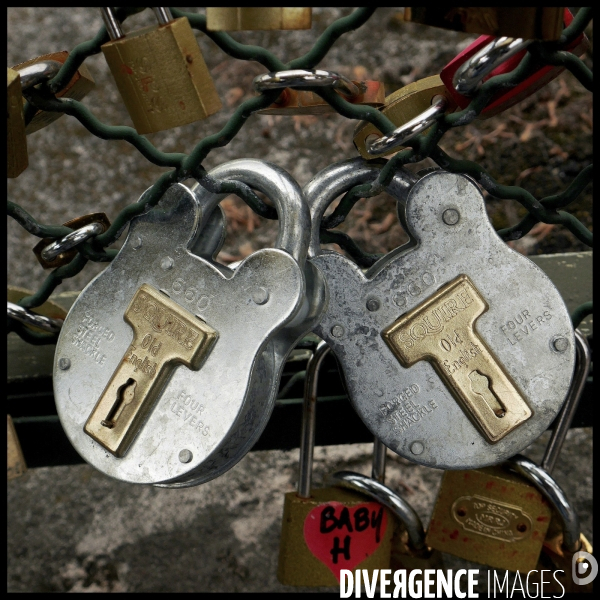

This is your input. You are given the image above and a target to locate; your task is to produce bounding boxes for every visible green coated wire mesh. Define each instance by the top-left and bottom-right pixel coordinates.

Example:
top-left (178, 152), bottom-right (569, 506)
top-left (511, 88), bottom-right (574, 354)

top-left (7, 7), bottom-right (593, 345)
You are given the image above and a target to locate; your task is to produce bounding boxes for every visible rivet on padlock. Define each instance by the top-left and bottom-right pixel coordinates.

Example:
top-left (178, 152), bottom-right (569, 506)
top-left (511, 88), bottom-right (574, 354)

top-left (254, 69), bottom-right (385, 116)
top-left (333, 437), bottom-right (445, 576)
top-left (306, 158), bottom-right (576, 469)
top-left (440, 8), bottom-right (589, 118)
top-left (425, 330), bottom-right (590, 573)
top-left (277, 342), bottom-right (393, 587)
top-left (32, 212), bottom-right (111, 269)
top-left (402, 7), bottom-right (565, 40)
top-left (206, 8), bottom-right (312, 31)
top-left (54, 159), bottom-right (326, 486)
top-left (100, 7), bottom-right (222, 134)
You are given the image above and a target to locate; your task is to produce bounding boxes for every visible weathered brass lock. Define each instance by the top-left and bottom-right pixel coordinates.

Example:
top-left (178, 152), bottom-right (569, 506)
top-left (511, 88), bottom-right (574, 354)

top-left (84, 283), bottom-right (218, 457)
top-left (12, 50), bottom-right (95, 135)
top-left (403, 7), bottom-right (564, 40)
top-left (425, 466), bottom-right (552, 572)
top-left (353, 75), bottom-right (457, 159)
top-left (278, 343), bottom-right (393, 587)
top-left (7, 68), bottom-right (28, 178)
top-left (101, 7), bottom-right (221, 134)
top-left (7, 415), bottom-right (27, 480)
top-left (206, 7), bottom-right (311, 31)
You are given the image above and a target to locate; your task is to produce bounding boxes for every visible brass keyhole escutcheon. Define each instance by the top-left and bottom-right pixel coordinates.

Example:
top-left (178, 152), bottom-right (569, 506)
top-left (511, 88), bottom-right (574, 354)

top-left (382, 274), bottom-right (531, 443)
top-left (84, 284), bottom-right (218, 457)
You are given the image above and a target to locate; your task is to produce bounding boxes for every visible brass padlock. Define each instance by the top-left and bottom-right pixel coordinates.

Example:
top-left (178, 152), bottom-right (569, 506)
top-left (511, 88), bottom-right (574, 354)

top-left (13, 50), bottom-right (95, 134)
top-left (101, 7), bottom-right (222, 134)
top-left (7, 415), bottom-right (27, 480)
top-left (32, 212), bottom-right (111, 269)
top-left (7, 68), bottom-right (28, 178)
top-left (353, 75), bottom-right (457, 159)
top-left (206, 8), bottom-right (311, 31)
top-left (426, 330), bottom-right (590, 573)
top-left (403, 7), bottom-right (564, 40)
top-left (277, 342), bottom-right (393, 587)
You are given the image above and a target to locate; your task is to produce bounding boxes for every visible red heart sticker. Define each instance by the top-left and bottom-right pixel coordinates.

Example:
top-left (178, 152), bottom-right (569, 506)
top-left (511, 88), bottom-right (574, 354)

top-left (303, 501), bottom-right (388, 581)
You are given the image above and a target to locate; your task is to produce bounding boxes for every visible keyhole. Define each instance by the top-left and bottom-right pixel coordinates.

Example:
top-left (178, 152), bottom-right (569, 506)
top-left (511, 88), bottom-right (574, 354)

top-left (469, 370), bottom-right (506, 418)
top-left (101, 378), bottom-right (137, 429)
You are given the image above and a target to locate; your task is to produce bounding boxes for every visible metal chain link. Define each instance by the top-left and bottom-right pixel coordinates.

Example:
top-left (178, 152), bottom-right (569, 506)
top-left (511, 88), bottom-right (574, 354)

top-left (7, 7), bottom-right (593, 345)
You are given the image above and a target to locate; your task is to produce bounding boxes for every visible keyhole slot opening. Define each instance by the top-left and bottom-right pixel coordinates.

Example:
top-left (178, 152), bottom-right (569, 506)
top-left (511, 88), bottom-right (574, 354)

top-left (101, 378), bottom-right (137, 429)
top-left (469, 370), bottom-right (506, 419)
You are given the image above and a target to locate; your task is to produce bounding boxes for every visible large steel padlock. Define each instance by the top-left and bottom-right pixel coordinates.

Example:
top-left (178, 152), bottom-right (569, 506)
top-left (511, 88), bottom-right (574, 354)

top-left (306, 158), bottom-right (576, 469)
top-left (54, 159), bottom-right (325, 486)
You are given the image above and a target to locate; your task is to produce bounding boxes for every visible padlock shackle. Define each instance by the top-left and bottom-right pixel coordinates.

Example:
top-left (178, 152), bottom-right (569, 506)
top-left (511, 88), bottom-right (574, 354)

top-left (541, 329), bottom-right (591, 474)
top-left (194, 159), bottom-right (311, 265)
top-left (298, 340), bottom-right (330, 498)
top-left (304, 157), bottom-right (416, 259)
top-left (372, 437), bottom-right (387, 484)
top-left (101, 7), bottom-right (124, 40)
top-left (332, 471), bottom-right (427, 553)
top-left (453, 37), bottom-right (532, 96)
top-left (505, 454), bottom-right (581, 554)
top-left (16, 60), bottom-right (63, 91)
top-left (151, 7), bottom-right (173, 26)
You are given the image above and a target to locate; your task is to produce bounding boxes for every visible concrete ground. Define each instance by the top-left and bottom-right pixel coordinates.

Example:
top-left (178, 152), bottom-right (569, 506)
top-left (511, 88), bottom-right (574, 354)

top-left (7, 7), bottom-right (593, 594)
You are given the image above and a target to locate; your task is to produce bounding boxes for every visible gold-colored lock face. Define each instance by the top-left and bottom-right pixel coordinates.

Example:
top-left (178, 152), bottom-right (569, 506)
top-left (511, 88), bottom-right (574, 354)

top-left (13, 51), bottom-right (95, 135)
top-left (278, 487), bottom-right (393, 587)
top-left (404, 7), bottom-right (564, 41)
top-left (32, 212), bottom-right (111, 269)
top-left (206, 7), bottom-right (312, 31)
top-left (425, 467), bottom-right (553, 572)
top-left (101, 17), bottom-right (222, 134)
top-left (382, 275), bottom-right (532, 443)
top-left (7, 68), bottom-right (28, 178)
top-left (258, 80), bottom-right (385, 115)
top-left (353, 75), bottom-right (456, 160)
top-left (7, 415), bottom-right (27, 480)
top-left (84, 284), bottom-right (218, 457)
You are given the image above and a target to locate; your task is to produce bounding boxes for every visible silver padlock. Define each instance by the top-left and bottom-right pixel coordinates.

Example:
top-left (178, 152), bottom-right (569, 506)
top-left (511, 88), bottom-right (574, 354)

top-left (306, 158), bottom-right (576, 469)
top-left (54, 159), bottom-right (325, 486)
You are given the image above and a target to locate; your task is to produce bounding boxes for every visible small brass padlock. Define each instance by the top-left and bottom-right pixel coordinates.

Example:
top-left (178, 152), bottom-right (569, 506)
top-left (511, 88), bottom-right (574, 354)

top-left (403, 7), bottom-right (564, 40)
top-left (206, 8), bottom-right (311, 31)
top-left (101, 7), bottom-right (221, 134)
top-left (353, 75), bottom-right (457, 159)
top-left (7, 415), bottom-right (27, 480)
top-left (7, 68), bottom-right (28, 178)
top-left (13, 50), bottom-right (95, 134)
top-left (278, 342), bottom-right (393, 587)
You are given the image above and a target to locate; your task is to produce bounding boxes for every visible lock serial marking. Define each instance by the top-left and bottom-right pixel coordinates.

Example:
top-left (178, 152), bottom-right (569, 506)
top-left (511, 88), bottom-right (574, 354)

top-left (84, 284), bottom-right (218, 457)
top-left (381, 275), bottom-right (531, 443)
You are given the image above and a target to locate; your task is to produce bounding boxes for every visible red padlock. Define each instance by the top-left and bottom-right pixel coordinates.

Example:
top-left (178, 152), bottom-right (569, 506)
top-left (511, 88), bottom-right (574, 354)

top-left (440, 8), bottom-right (588, 118)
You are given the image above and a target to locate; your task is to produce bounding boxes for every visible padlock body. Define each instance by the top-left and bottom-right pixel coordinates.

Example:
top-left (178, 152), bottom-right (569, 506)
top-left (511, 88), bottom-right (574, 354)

top-left (259, 81), bottom-right (385, 116)
top-left (353, 75), bottom-right (456, 159)
top-left (207, 8), bottom-right (311, 31)
top-left (278, 487), bottom-right (392, 587)
top-left (7, 68), bottom-right (28, 178)
top-left (102, 17), bottom-right (221, 134)
top-left (13, 51), bottom-right (95, 134)
top-left (425, 467), bottom-right (552, 572)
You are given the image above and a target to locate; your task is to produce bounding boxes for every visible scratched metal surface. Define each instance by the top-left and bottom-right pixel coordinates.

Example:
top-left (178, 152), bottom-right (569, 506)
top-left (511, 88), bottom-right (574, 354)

top-left (311, 170), bottom-right (576, 469)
